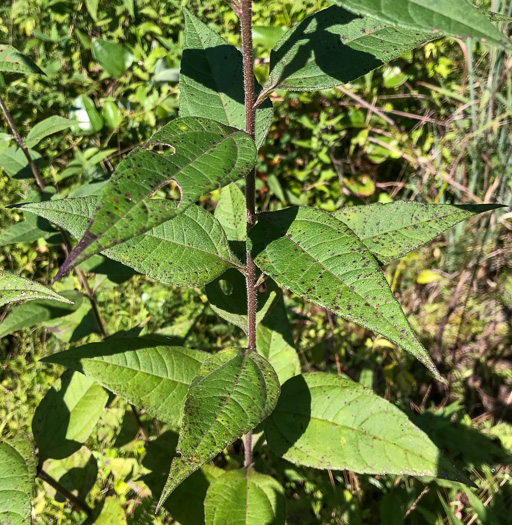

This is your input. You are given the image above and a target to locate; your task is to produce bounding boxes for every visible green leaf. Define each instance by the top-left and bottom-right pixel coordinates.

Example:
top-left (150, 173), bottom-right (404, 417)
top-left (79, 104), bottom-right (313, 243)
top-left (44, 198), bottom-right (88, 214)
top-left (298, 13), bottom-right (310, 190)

top-left (95, 497), bottom-right (127, 524)
top-left (41, 337), bottom-right (209, 426)
top-left (0, 271), bottom-right (73, 308)
top-left (333, 202), bottom-right (503, 264)
top-left (264, 5), bottom-right (433, 93)
top-left (25, 116), bottom-right (76, 149)
top-left (253, 26), bottom-right (288, 49)
top-left (265, 373), bottom-right (469, 483)
top-left (0, 219), bottom-right (56, 247)
top-left (157, 348), bottom-right (280, 511)
top-left (180, 8), bottom-right (273, 149)
top-left (70, 95), bottom-right (104, 135)
top-left (32, 370), bottom-right (108, 461)
top-left (91, 38), bottom-right (133, 78)
top-left (257, 295), bottom-right (301, 384)
top-left (101, 101), bottom-right (123, 129)
top-left (249, 206), bottom-right (441, 379)
top-left (0, 146), bottom-right (42, 179)
top-left (332, 0), bottom-right (511, 50)
top-left (0, 290), bottom-right (82, 338)
top-left (20, 196), bottom-right (242, 286)
top-left (0, 44), bottom-right (45, 76)
top-left (214, 183), bottom-right (247, 243)
top-left (204, 468), bottom-right (286, 525)
top-left (205, 269), bottom-right (280, 333)
top-left (55, 116), bottom-right (257, 280)
top-left (0, 434), bottom-right (37, 525)
top-left (85, 0), bottom-right (99, 21)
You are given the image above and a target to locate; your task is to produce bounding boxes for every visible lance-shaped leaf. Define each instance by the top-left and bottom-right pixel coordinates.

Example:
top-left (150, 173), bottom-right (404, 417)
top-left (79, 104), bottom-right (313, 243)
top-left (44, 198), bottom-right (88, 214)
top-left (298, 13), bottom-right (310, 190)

top-left (0, 44), bottom-right (45, 75)
top-left (257, 295), bottom-right (301, 384)
top-left (332, 0), bottom-right (512, 51)
top-left (32, 370), bottom-right (108, 462)
top-left (265, 373), bottom-right (470, 484)
top-left (0, 271), bottom-right (73, 307)
top-left (264, 5), bottom-right (433, 93)
top-left (333, 202), bottom-right (503, 264)
top-left (204, 468), bottom-right (286, 525)
top-left (21, 196), bottom-right (242, 286)
top-left (157, 348), bottom-right (280, 511)
top-left (0, 434), bottom-right (37, 525)
top-left (54, 116), bottom-right (256, 280)
top-left (205, 269), bottom-right (280, 333)
top-left (249, 206), bottom-right (440, 379)
top-left (25, 116), bottom-right (77, 149)
top-left (42, 337), bottom-right (209, 426)
top-left (180, 8), bottom-right (273, 149)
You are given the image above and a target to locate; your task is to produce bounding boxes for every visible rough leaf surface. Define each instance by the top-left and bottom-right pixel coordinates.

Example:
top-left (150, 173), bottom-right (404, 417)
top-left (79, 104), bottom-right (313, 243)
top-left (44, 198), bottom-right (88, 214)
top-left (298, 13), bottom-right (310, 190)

top-left (333, 202), bottom-right (503, 264)
top-left (157, 348), bottom-right (280, 511)
top-left (180, 8), bottom-right (273, 149)
top-left (42, 336), bottom-right (208, 426)
top-left (0, 435), bottom-right (36, 525)
top-left (0, 44), bottom-right (44, 75)
top-left (265, 5), bottom-right (433, 93)
top-left (214, 183), bottom-right (247, 243)
top-left (0, 271), bottom-right (73, 307)
top-left (21, 197), bottom-right (242, 286)
top-left (55, 116), bottom-right (256, 279)
top-left (333, 0), bottom-right (511, 51)
top-left (32, 370), bottom-right (108, 461)
top-left (265, 373), bottom-right (468, 483)
top-left (250, 206), bottom-right (440, 378)
top-left (204, 468), bottom-right (286, 525)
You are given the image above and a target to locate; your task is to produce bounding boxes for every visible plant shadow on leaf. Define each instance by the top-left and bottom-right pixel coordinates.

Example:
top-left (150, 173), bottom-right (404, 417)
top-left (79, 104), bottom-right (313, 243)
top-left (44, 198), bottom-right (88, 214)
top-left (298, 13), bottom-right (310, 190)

top-left (52, 454), bottom-right (98, 504)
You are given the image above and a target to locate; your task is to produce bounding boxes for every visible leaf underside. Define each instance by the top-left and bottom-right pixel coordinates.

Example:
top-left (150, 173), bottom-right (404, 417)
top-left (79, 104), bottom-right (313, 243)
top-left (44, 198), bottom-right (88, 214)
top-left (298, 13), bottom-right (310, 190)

top-left (265, 373), bottom-right (470, 484)
top-left (250, 206), bottom-right (441, 379)
top-left (21, 196), bottom-right (241, 287)
top-left (54, 116), bottom-right (256, 280)
top-left (42, 337), bottom-right (209, 426)
top-left (157, 348), bottom-right (280, 511)
top-left (333, 201), bottom-right (503, 264)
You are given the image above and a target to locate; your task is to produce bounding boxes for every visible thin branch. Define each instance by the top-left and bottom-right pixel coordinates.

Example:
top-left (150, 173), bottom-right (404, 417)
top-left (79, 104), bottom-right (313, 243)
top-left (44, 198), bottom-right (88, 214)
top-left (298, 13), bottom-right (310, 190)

top-left (38, 468), bottom-right (93, 516)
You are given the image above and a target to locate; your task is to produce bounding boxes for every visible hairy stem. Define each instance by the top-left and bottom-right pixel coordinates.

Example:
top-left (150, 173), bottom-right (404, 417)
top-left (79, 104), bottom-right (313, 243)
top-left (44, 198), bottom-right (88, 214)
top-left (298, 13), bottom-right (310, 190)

top-left (0, 91), bottom-right (107, 339)
top-left (38, 468), bottom-right (93, 516)
top-left (241, 0), bottom-right (256, 468)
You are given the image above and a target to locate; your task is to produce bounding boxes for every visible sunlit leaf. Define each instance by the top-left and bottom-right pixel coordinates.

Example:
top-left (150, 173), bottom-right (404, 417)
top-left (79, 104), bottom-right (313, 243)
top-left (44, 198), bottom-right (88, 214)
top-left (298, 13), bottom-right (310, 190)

top-left (55, 117), bottom-right (256, 280)
top-left (204, 468), bottom-right (286, 525)
top-left (0, 44), bottom-right (44, 76)
top-left (157, 348), bottom-right (280, 511)
top-left (265, 373), bottom-right (470, 483)
top-left (69, 95), bottom-right (104, 134)
top-left (214, 183), bottom-right (247, 243)
top-left (25, 116), bottom-right (77, 149)
top-left (92, 38), bottom-right (133, 78)
top-left (41, 336), bottom-right (209, 426)
top-left (20, 196), bottom-right (242, 286)
top-left (333, 202), bottom-right (503, 264)
top-left (0, 271), bottom-right (73, 308)
top-left (0, 434), bottom-right (36, 525)
top-left (249, 206), bottom-right (441, 379)
top-left (32, 370), bottom-right (108, 461)
top-left (180, 8), bottom-right (273, 149)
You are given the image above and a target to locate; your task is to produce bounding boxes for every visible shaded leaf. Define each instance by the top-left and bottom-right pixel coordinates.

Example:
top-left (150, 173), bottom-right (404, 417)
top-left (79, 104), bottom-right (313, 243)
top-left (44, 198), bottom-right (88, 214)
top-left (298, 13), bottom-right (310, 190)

top-left (0, 44), bottom-right (44, 75)
top-left (205, 269), bottom-right (280, 333)
top-left (92, 38), bottom-right (133, 78)
top-left (249, 206), bottom-right (441, 379)
top-left (265, 373), bottom-right (469, 483)
top-left (55, 116), bottom-right (256, 279)
top-left (0, 290), bottom-right (82, 338)
top-left (180, 8), bottom-right (273, 149)
top-left (0, 146), bottom-right (42, 179)
top-left (0, 271), bottom-right (73, 308)
top-left (333, 0), bottom-right (511, 50)
top-left (204, 468), bottom-right (286, 525)
top-left (32, 370), bottom-right (108, 461)
top-left (264, 6), bottom-right (433, 93)
top-left (85, 0), bottom-right (99, 21)
top-left (257, 295), bottom-right (301, 384)
top-left (20, 196), bottom-right (242, 286)
top-left (333, 202), bottom-right (503, 264)
top-left (157, 348), bottom-right (280, 510)
top-left (41, 336), bottom-right (209, 426)
top-left (95, 497), bottom-right (127, 524)
top-left (0, 434), bottom-right (36, 525)
top-left (0, 219), bottom-right (56, 247)
top-left (25, 116), bottom-right (77, 149)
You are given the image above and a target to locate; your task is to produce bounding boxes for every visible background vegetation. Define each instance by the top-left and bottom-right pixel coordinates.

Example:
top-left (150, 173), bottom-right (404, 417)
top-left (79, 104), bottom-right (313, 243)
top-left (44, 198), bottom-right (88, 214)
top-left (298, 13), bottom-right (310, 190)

top-left (0, 0), bottom-right (511, 523)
